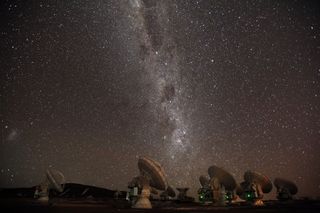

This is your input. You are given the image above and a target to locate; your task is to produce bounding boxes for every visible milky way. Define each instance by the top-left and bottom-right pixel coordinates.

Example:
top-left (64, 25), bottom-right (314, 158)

top-left (116, 1), bottom-right (201, 189)
top-left (1, 0), bottom-right (320, 199)
top-left (124, 0), bottom-right (195, 164)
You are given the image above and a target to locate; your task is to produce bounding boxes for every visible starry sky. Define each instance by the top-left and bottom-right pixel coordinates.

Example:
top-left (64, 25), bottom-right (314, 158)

top-left (1, 0), bottom-right (319, 199)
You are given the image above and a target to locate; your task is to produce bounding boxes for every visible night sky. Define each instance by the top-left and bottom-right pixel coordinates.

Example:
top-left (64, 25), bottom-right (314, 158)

top-left (1, 0), bottom-right (320, 199)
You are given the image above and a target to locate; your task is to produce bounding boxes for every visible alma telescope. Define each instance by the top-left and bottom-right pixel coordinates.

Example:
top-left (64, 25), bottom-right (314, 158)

top-left (198, 166), bottom-right (237, 205)
top-left (198, 175), bottom-right (212, 203)
top-left (208, 166), bottom-right (237, 205)
top-left (238, 170), bottom-right (272, 206)
top-left (128, 156), bottom-right (175, 209)
top-left (34, 169), bottom-right (65, 201)
top-left (274, 178), bottom-right (298, 201)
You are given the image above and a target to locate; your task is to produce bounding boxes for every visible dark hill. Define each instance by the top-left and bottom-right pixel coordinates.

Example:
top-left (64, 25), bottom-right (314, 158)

top-left (0, 183), bottom-right (127, 199)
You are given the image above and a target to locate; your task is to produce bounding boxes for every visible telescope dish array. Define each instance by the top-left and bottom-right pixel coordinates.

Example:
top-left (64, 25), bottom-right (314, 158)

top-left (131, 156), bottom-right (175, 209)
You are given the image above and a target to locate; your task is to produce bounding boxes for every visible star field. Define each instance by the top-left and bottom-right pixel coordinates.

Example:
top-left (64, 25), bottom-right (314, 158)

top-left (1, 0), bottom-right (320, 199)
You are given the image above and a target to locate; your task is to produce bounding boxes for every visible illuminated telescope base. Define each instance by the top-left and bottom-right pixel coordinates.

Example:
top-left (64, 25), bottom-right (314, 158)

top-left (132, 188), bottom-right (152, 209)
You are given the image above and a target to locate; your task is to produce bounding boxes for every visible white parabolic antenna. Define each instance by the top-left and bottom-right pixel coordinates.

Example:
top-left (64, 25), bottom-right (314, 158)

top-left (36, 169), bottom-right (65, 201)
top-left (239, 170), bottom-right (272, 205)
top-left (274, 178), bottom-right (298, 200)
top-left (138, 157), bottom-right (167, 190)
top-left (207, 165), bottom-right (237, 205)
top-left (132, 156), bottom-right (173, 209)
top-left (244, 170), bottom-right (272, 194)
top-left (47, 169), bottom-right (65, 192)
top-left (208, 166), bottom-right (237, 191)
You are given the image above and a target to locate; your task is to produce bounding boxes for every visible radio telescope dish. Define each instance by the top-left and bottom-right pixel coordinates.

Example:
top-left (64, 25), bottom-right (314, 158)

top-left (274, 178), bottom-right (297, 195)
top-left (244, 171), bottom-right (272, 193)
top-left (35, 169), bottom-right (65, 202)
top-left (208, 166), bottom-right (236, 191)
top-left (240, 170), bottom-right (272, 206)
top-left (274, 178), bottom-right (297, 200)
top-left (205, 166), bottom-right (237, 205)
top-left (131, 156), bottom-right (170, 209)
top-left (199, 175), bottom-right (210, 187)
top-left (198, 175), bottom-right (214, 204)
top-left (138, 156), bottom-right (167, 191)
top-left (47, 169), bottom-right (65, 192)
